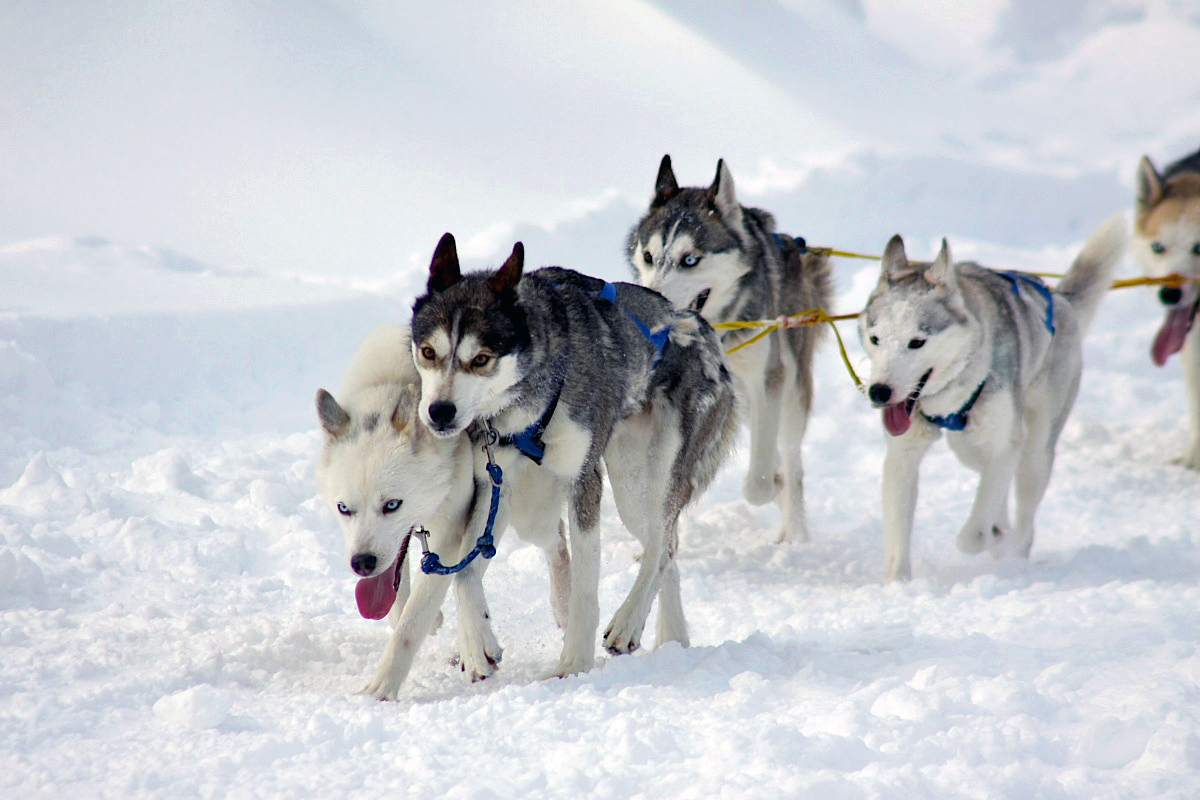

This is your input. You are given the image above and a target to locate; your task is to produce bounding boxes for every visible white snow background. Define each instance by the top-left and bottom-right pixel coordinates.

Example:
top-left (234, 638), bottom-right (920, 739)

top-left (3, 1), bottom-right (1200, 798)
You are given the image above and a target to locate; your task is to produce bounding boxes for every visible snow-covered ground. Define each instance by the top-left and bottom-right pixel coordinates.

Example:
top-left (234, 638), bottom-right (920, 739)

top-left (3, 2), bottom-right (1200, 798)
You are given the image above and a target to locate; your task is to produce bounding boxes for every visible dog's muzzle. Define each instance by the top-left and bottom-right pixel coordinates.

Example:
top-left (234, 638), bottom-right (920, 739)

top-left (1160, 286), bottom-right (1184, 306)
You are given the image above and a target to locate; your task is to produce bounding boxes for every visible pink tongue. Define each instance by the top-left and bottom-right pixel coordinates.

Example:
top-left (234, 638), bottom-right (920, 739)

top-left (1151, 307), bottom-right (1195, 366)
top-left (882, 402), bottom-right (913, 437)
top-left (355, 557), bottom-right (399, 620)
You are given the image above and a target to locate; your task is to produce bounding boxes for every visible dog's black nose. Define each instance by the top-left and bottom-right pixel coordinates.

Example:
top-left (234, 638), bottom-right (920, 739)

top-left (350, 553), bottom-right (377, 576)
top-left (868, 383), bottom-right (893, 405)
top-left (1160, 286), bottom-right (1183, 306)
top-left (427, 401), bottom-right (457, 428)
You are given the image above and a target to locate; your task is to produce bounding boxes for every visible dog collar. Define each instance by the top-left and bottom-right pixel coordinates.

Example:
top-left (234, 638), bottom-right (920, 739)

top-left (494, 381), bottom-right (561, 465)
top-left (999, 272), bottom-right (1055, 334)
top-left (921, 380), bottom-right (987, 431)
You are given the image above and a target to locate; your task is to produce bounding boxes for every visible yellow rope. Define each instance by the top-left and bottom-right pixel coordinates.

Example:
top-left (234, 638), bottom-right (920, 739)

top-left (717, 309), bottom-right (865, 391)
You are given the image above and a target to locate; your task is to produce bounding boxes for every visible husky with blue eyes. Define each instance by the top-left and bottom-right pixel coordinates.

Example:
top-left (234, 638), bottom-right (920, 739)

top-left (315, 324), bottom-right (570, 700)
top-left (1136, 147), bottom-right (1200, 469)
top-left (627, 156), bottom-right (832, 544)
top-left (858, 215), bottom-right (1126, 582)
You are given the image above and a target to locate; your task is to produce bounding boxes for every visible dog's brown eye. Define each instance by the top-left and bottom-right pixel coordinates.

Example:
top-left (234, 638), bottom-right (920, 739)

top-left (1192, 242), bottom-right (1200, 256)
top-left (420, 345), bottom-right (436, 361)
top-left (869, 335), bottom-right (879, 346)
top-left (643, 251), bottom-right (653, 265)
top-left (1151, 241), bottom-right (1166, 254)
top-left (471, 353), bottom-right (491, 368)
top-left (908, 338), bottom-right (926, 349)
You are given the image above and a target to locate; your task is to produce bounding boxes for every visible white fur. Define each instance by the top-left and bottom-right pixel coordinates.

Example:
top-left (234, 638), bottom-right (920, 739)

top-left (860, 217), bottom-right (1125, 583)
top-left (1134, 156), bottom-right (1200, 469)
top-left (316, 325), bottom-right (568, 700)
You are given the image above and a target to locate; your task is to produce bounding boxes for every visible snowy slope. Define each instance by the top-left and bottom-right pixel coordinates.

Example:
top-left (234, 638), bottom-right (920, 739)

top-left (3, 1), bottom-right (1200, 798)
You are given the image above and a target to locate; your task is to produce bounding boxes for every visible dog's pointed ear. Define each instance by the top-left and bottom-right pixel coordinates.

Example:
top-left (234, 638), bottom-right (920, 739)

top-left (707, 159), bottom-right (744, 231)
top-left (924, 238), bottom-right (956, 288)
top-left (316, 389), bottom-right (350, 438)
top-left (428, 233), bottom-right (461, 294)
top-left (487, 241), bottom-right (524, 295)
top-left (390, 384), bottom-right (419, 435)
top-left (1137, 155), bottom-right (1164, 211)
top-left (653, 154), bottom-right (679, 206)
top-left (880, 234), bottom-right (917, 284)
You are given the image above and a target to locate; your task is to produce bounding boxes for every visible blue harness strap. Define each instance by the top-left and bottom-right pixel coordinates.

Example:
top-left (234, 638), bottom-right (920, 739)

top-left (921, 380), bottom-right (987, 432)
top-left (492, 280), bottom-right (669, 467)
top-left (1000, 272), bottom-right (1055, 334)
top-left (415, 461), bottom-right (502, 576)
top-left (495, 386), bottom-right (560, 465)
top-left (771, 233), bottom-right (808, 253)
top-left (596, 281), bottom-right (669, 369)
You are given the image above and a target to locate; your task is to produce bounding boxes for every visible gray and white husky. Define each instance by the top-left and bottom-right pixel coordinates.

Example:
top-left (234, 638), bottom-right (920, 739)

top-left (858, 215), bottom-right (1126, 582)
top-left (411, 233), bottom-right (738, 678)
top-left (628, 156), bottom-right (832, 542)
top-left (315, 325), bottom-right (570, 700)
top-left (1135, 146), bottom-right (1200, 469)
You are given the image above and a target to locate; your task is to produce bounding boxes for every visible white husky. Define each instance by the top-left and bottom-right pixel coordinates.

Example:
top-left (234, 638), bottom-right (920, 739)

top-left (1135, 148), bottom-right (1200, 469)
top-left (315, 325), bottom-right (569, 700)
top-left (858, 215), bottom-right (1126, 582)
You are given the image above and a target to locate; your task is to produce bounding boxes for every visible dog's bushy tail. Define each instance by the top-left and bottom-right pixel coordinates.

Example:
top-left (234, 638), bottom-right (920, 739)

top-left (1055, 212), bottom-right (1128, 333)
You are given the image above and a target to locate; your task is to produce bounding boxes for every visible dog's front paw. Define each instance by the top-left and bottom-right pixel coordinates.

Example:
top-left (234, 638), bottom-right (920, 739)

top-left (957, 523), bottom-right (1004, 555)
top-left (602, 612), bottom-right (645, 656)
top-left (741, 470), bottom-right (780, 506)
top-left (360, 666), bottom-right (403, 701)
top-left (883, 555), bottom-right (911, 583)
top-left (449, 644), bottom-right (503, 682)
top-left (544, 649), bottom-right (595, 680)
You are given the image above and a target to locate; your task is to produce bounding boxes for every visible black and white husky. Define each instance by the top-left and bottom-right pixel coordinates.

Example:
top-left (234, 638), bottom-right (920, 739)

top-left (858, 215), bottom-right (1126, 582)
top-left (627, 156), bottom-right (832, 542)
top-left (1135, 146), bottom-right (1200, 469)
top-left (410, 233), bottom-right (738, 678)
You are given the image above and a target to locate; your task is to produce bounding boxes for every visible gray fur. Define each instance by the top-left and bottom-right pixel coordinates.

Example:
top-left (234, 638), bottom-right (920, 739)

top-left (628, 155), bottom-right (832, 542)
top-left (411, 238), bottom-right (738, 676)
top-left (859, 214), bottom-right (1127, 582)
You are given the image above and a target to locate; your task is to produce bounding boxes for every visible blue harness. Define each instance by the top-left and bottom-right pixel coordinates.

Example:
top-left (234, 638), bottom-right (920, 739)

top-left (412, 444), bottom-right (502, 576)
top-left (1000, 272), bottom-right (1055, 334)
top-left (921, 380), bottom-right (987, 432)
top-left (498, 281), bottom-right (669, 465)
top-left (771, 233), bottom-right (808, 253)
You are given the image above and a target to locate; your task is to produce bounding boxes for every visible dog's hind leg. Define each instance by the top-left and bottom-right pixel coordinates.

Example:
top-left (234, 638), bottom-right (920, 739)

top-left (544, 521), bottom-right (571, 630)
top-left (510, 476), bottom-right (571, 630)
top-left (653, 519), bottom-right (688, 648)
top-left (603, 414), bottom-right (681, 654)
top-left (547, 466), bottom-right (603, 678)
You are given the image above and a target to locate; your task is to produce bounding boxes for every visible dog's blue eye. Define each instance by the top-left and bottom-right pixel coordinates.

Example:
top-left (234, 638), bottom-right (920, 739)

top-left (643, 251), bottom-right (653, 265)
top-left (1151, 241), bottom-right (1166, 254)
top-left (382, 499), bottom-right (402, 514)
top-left (681, 254), bottom-right (700, 268)
top-left (908, 339), bottom-right (926, 349)
top-left (336, 502), bottom-right (352, 516)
